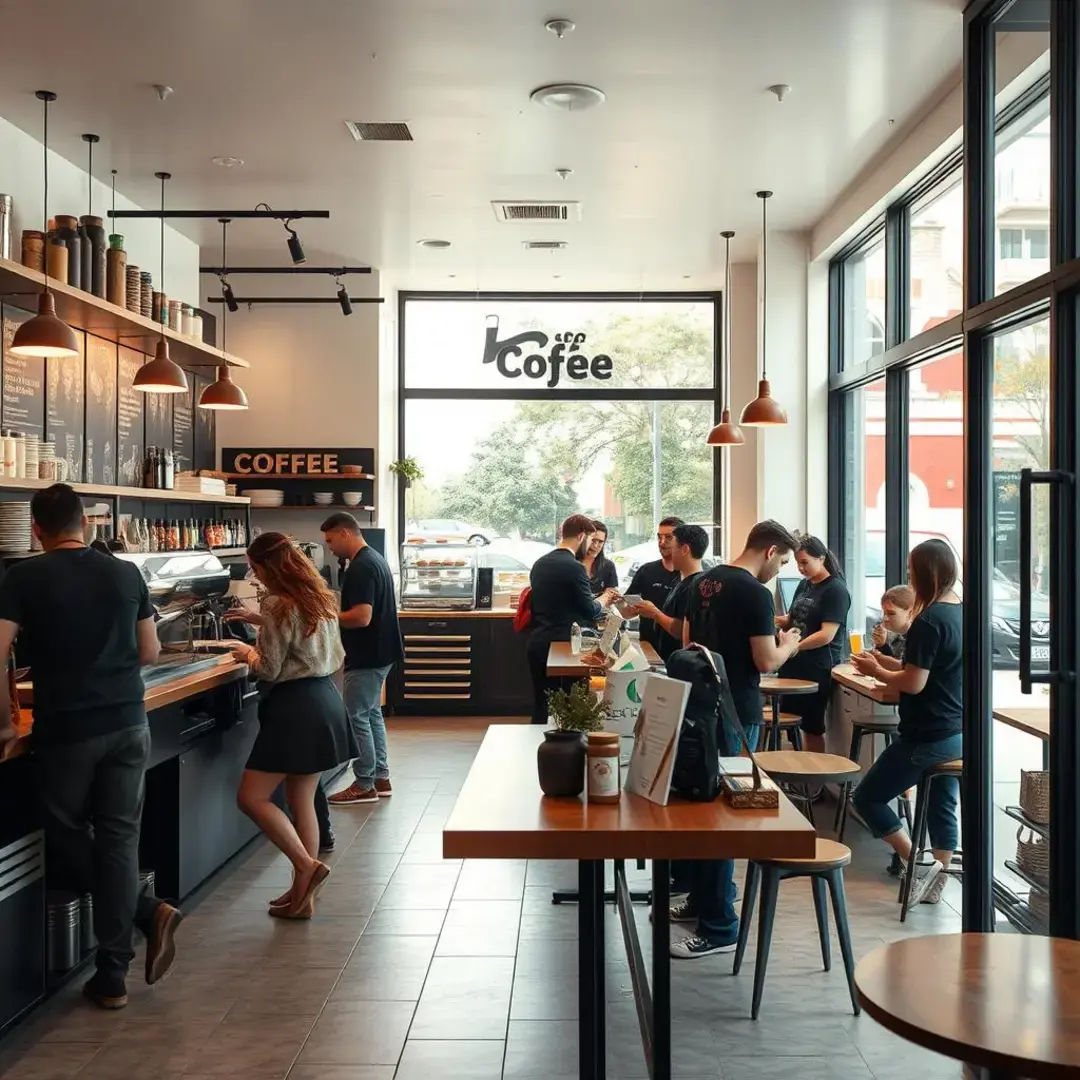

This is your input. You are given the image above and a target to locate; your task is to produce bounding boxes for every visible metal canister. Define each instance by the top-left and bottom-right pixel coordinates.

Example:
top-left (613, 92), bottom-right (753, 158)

top-left (46, 891), bottom-right (80, 972)
top-left (0, 195), bottom-right (12, 261)
top-left (168, 299), bottom-right (182, 332)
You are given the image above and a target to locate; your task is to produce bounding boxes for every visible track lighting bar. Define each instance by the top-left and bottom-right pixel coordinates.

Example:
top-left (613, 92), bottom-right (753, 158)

top-left (108, 209), bottom-right (330, 219)
top-left (199, 265), bottom-right (373, 275)
top-left (205, 296), bottom-right (384, 305)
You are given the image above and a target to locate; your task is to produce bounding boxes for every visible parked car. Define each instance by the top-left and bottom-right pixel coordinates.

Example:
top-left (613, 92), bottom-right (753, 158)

top-left (405, 519), bottom-right (497, 545)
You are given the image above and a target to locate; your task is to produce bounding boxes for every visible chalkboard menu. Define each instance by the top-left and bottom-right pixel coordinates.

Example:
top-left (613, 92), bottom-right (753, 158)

top-left (173, 385), bottom-right (195, 473)
top-left (85, 335), bottom-right (118, 485)
top-left (193, 374), bottom-right (216, 471)
top-left (144, 382), bottom-right (173, 454)
top-left (117, 348), bottom-right (145, 487)
top-left (1, 304), bottom-right (45, 438)
top-left (46, 336), bottom-right (85, 482)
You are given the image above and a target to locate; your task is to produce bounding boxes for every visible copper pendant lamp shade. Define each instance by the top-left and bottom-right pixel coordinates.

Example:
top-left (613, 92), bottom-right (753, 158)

top-left (740, 190), bottom-right (787, 428)
top-left (707, 230), bottom-right (745, 446)
top-left (12, 91), bottom-right (79, 359)
top-left (133, 337), bottom-right (189, 393)
top-left (199, 365), bottom-right (248, 410)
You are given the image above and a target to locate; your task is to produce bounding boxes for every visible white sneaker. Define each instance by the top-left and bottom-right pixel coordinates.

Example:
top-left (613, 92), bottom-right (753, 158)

top-left (903, 859), bottom-right (943, 907)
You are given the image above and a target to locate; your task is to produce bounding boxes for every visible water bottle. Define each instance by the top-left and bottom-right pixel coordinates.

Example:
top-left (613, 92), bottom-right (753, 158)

top-left (571, 622), bottom-right (582, 656)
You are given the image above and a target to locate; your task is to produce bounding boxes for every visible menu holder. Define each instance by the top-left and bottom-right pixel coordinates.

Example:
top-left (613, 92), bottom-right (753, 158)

top-left (624, 672), bottom-right (689, 806)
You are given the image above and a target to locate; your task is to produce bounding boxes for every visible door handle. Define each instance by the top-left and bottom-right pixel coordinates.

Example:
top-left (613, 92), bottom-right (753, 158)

top-left (1019, 467), bottom-right (1074, 694)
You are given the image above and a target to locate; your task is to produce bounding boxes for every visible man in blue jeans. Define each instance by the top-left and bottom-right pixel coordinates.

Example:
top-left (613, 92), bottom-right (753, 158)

top-left (321, 514), bottom-right (404, 805)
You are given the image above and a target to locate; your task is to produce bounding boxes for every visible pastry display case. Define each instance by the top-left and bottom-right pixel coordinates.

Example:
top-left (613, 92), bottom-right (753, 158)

top-left (400, 542), bottom-right (478, 611)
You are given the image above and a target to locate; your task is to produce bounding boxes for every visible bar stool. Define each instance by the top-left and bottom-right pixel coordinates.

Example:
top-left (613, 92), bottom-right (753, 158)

top-left (898, 758), bottom-right (963, 922)
top-left (733, 838), bottom-right (860, 1019)
top-left (760, 710), bottom-right (803, 750)
top-left (841, 716), bottom-right (913, 838)
top-left (754, 750), bottom-right (862, 836)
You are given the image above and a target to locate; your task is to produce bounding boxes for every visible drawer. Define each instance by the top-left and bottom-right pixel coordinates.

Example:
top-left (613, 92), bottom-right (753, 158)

top-left (403, 692), bottom-right (472, 701)
top-left (403, 634), bottom-right (471, 643)
top-left (401, 619), bottom-right (474, 635)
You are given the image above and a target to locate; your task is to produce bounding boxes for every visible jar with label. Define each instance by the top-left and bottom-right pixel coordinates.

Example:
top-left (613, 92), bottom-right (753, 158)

top-left (21, 230), bottom-right (45, 272)
top-left (168, 299), bottom-right (182, 331)
top-left (586, 732), bottom-right (621, 804)
top-left (181, 305), bottom-right (195, 337)
top-left (13, 433), bottom-right (25, 479)
top-left (2, 432), bottom-right (16, 479)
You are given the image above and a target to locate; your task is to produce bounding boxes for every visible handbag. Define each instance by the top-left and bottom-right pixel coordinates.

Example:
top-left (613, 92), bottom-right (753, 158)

top-left (513, 586), bottom-right (533, 632)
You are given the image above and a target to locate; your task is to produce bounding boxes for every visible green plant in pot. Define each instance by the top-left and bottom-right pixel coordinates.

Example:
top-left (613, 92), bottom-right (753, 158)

top-left (389, 457), bottom-right (423, 488)
top-left (538, 681), bottom-right (611, 798)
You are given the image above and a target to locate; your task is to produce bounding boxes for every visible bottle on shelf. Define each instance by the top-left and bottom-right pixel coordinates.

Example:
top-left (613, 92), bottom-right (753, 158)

top-left (154, 447), bottom-right (166, 490)
top-left (143, 447), bottom-right (156, 489)
top-left (54, 215), bottom-right (80, 289)
top-left (163, 448), bottom-right (175, 490)
top-left (81, 216), bottom-right (106, 298)
top-left (106, 234), bottom-right (126, 307)
top-left (77, 218), bottom-right (92, 294)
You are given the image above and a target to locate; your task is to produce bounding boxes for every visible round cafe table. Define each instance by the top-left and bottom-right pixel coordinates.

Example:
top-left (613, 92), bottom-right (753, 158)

top-left (855, 933), bottom-right (1080, 1079)
top-left (759, 675), bottom-right (818, 750)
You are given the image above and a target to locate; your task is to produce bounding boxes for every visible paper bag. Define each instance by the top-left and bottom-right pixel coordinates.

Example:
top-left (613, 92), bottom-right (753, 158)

top-left (604, 669), bottom-right (650, 737)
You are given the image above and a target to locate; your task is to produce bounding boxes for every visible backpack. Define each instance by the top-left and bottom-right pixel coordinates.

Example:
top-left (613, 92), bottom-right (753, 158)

top-left (513, 586), bottom-right (533, 632)
top-left (664, 643), bottom-right (750, 801)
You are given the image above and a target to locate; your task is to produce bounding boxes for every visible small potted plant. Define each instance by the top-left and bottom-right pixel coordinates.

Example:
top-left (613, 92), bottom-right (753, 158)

top-left (538, 681), bottom-right (611, 798)
top-left (389, 457), bottom-right (423, 488)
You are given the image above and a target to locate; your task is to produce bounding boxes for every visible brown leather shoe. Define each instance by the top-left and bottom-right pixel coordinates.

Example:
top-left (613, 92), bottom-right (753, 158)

top-left (375, 778), bottom-right (393, 798)
top-left (145, 902), bottom-right (183, 985)
top-left (327, 782), bottom-right (378, 805)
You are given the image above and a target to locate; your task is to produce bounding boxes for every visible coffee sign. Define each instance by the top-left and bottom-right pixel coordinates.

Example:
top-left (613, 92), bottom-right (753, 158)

top-left (221, 446), bottom-right (375, 476)
top-left (482, 321), bottom-right (612, 389)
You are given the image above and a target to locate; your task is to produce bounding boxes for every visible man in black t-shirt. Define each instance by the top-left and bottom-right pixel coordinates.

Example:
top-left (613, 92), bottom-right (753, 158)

top-left (631, 523), bottom-right (707, 662)
top-left (0, 485), bottom-right (182, 1009)
top-left (625, 516), bottom-right (683, 650)
top-left (322, 514), bottom-right (404, 805)
top-left (669, 520), bottom-right (801, 961)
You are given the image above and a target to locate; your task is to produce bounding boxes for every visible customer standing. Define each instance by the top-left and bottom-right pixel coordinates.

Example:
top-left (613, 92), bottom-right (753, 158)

top-left (321, 514), bottom-right (404, 804)
top-left (527, 513), bottom-right (617, 725)
top-left (631, 523), bottom-right (708, 662)
top-left (850, 539), bottom-right (962, 906)
top-left (625, 517), bottom-right (683, 651)
top-left (670, 520), bottom-right (801, 958)
top-left (775, 535), bottom-right (851, 753)
top-left (226, 533), bottom-right (356, 918)
top-left (580, 519), bottom-right (618, 596)
top-left (0, 485), bottom-right (182, 1008)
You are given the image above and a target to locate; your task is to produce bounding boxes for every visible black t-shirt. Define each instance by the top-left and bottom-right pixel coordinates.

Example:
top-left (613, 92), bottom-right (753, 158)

top-left (529, 548), bottom-right (602, 642)
top-left (656, 571), bottom-right (701, 661)
top-left (627, 560), bottom-right (680, 650)
top-left (685, 564), bottom-right (775, 728)
top-left (340, 547), bottom-right (404, 670)
top-left (0, 548), bottom-right (153, 743)
top-left (898, 601), bottom-right (963, 741)
top-left (784, 575), bottom-right (851, 669)
top-left (587, 556), bottom-right (618, 596)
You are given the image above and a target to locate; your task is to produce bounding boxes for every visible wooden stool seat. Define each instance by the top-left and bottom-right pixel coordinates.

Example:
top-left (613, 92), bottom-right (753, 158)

top-left (760, 838), bottom-right (851, 872)
top-left (927, 759), bottom-right (963, 774)
top-left (851, 717), bottom-right (900, 733)
top-left (755, 750), bottom-right (862, 785)
top-left (761, 711), bottom-right (802, 726)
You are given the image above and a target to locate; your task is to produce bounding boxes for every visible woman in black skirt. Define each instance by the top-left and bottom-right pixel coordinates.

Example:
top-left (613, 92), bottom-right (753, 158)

top-left (225, 532), bottom-right (358, 919)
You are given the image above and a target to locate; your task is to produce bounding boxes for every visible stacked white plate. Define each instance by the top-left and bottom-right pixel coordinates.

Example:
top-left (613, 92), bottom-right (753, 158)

top-left (0, 501), bottom-right (33, 552)
top-left (242, 489), bottom-right (285, 508)
top-left (313, 492), bottom-right (333, 506)
top-left (23, 435), bottom-right (39, 479)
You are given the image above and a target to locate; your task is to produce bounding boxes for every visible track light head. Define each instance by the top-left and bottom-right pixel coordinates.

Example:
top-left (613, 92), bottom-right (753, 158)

top-left (221, 278), bottom-right (238, 313)
top-left (336, 280), bottom-right (352, 316)
top-left (284, 220), bottom-right (306, 264)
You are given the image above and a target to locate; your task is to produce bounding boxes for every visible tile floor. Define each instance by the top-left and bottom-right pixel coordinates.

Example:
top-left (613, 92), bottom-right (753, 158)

top-left (0, 718), bottom-right (968, 1080)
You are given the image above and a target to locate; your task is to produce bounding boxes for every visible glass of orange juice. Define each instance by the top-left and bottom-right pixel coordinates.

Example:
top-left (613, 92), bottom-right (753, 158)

top-left (849, 630), bottom-right (863, 656)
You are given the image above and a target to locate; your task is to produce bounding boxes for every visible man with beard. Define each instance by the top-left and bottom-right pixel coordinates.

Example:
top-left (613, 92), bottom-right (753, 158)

top-left (526, 514), bottom-right (618, 725)
top-left (625, 516), bottom-right (683, 652)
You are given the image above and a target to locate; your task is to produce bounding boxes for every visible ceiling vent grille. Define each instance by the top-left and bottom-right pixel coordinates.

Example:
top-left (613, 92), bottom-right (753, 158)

top-left (523, 240), bottom-right (568, 250)
top-left (345, 120), bottom-right (413, 141)
top-left (492, 200), bottom-right (582, 223)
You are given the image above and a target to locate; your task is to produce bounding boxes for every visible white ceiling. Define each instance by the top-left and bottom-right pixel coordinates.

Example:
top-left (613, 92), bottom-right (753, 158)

top-left (0, 0), bottom-right (965, 285)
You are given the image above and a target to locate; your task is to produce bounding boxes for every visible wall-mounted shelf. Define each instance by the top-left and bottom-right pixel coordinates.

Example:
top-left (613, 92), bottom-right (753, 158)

top-left (0, 477), bottom-right (249, 506)
top-left (248, 504), bottom-right (375, 512)
top-left (225, 473), bottom-right (375, 481)
top-left (0, 256), bottom-right (250, 371)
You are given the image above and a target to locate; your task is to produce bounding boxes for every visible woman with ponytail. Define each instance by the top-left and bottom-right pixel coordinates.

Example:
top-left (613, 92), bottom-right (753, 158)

top-left (775, 534), bottom-right (851, 752)
top-left (224, 532), bottom-right (358, 919)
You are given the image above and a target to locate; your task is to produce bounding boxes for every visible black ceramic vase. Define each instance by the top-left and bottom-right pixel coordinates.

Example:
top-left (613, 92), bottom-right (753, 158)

top-left (537, 730), bottom-right (586, 798)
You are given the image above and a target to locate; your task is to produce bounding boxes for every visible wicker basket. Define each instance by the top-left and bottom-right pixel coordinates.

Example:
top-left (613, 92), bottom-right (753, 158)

top-left (1020, 769), bottom-right (1050, 824)
top-left (1015, 826), bottom-right (1050, 884)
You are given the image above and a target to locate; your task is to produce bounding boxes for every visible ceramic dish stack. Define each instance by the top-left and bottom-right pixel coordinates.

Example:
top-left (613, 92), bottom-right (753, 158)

top-left (313, 492), bottom-right (333, 507)
top-left (342, 492), bottom-right (364, 507)
top-left (0, 501), bottom-right (33, 553)
top-left (23, 435), bottom-right (39, 480)
top-left (242, 489), bottom-right (285, 509)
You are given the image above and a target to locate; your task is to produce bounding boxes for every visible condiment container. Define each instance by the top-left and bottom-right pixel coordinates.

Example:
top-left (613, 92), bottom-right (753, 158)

top-left (80, 215), bottom-right (107, 297)
top-left (106, 235), bottom-right (127, 307)
top-left (14, 433), bottom-right (26, 479)
top-left (21, 229), bottom-right (45, 272)
top-left (2, 432), bottom-right (16, 478)
top-left (168, 299), bottom-right (182, 331)
top-left (47, 236), bottom-right (68, 282)
top-left (181, 304), bottom-right (194, 336)
top-left (587, 731), bottom-right (621, 804)
top-left (54, 215), bottom-right (80, 289)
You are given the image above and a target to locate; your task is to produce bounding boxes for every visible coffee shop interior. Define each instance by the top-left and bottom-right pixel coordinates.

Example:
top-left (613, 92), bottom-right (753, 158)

top-left (1, 0), bottom-right (1079, 1078)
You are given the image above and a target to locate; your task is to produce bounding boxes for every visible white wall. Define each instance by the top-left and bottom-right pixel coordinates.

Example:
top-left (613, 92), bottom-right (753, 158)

top-left (0, 116), bottom-right (199, 309)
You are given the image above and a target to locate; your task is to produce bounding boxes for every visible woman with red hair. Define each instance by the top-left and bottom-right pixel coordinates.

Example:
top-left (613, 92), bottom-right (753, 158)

top-left (225, 532), bottom-right (357, 918)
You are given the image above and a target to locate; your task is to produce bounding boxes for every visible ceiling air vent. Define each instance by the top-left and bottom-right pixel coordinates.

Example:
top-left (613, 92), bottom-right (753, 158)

top-left (523, 240), bottom-right (568, 250)
top-left (345, 120), bottom-right (413, 141)
top-left (492, 200), bottom-right (582, 223)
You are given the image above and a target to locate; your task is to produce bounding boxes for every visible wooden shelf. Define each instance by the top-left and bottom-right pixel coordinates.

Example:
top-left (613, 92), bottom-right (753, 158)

top-left (248, 503), bottom-right (375, 512)
top-left (0, 477), bottom-right (249, 505)
top-left (212, 546), bottom-right (248, 557)
top-left (225, 473), bottom-right (374, 481)
top-left (0, 256), bottom-right (250, 371)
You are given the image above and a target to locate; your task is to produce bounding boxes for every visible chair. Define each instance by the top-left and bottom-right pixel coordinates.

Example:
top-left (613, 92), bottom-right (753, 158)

top-left (760, 710), bottom-right (803, 750)
top-left (733, 838), bottom-right (860, 1019)
top-left (754, 750), bottom-right (862, 833)
top-left (899, 758), bottom-right (963, 922)
top-left (840, 716), bottom-right (912, 838)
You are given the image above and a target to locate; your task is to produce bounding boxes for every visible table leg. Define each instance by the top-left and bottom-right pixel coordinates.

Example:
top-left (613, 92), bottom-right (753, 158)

top-left (578, 859), bottom-right (605, 1080)
top-left (650, 859), bottom-right (671, 1080)
top-left (771, 697), bottom-right (782, 751)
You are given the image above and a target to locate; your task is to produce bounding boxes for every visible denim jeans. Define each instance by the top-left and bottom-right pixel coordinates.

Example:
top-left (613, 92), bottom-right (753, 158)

top-left (852, 733), bottom-right (963, 851)
top-left (344, 666), bottom-right (393, 787)
top-left (687, 858), bottom-right (739, 944)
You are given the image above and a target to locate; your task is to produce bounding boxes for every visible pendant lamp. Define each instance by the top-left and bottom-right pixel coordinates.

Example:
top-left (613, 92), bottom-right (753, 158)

top-left (706, 230), bottom-right (745, 446)
top-left (133, 171), bottom-right (188, 393)
top-left (739, 190), bottom-right (787, 427)
top-left (11, 91), bottom-right (79, 359)
top-left (199, 219), bottom-right (249, 410)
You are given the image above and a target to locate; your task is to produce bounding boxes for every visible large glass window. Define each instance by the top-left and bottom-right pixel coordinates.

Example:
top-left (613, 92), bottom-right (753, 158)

top-left (840, 235), bottom-right (886, 368)
top-left (909, 175), bottom-right (963, 338)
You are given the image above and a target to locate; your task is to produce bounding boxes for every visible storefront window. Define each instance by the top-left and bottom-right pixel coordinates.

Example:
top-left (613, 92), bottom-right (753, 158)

top-left (840, 235), bottom-right (886, 369)
top-left (909, 175), bottom-right (963, 339)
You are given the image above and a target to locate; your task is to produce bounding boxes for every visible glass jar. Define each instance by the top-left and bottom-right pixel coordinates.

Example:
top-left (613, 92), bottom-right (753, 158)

top-left (21, 230), bottom-right (45, 272)
top-left (587, 732), bottom-right (621, 804)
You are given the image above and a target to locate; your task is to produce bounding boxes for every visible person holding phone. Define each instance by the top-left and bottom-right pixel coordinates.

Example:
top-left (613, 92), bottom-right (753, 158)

top-left (631, 524), bottom-right (708, 661)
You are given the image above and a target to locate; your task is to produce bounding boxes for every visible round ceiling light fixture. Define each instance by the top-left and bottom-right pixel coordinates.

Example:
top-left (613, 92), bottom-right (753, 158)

top-left (530, 84), bottom-right (606, 112)
top-left (211, 155), bottom-right (244, 168)
top-left (544, 18), bottom-right (575, 38)
top-left (417, 238), bottom-right (452, 249)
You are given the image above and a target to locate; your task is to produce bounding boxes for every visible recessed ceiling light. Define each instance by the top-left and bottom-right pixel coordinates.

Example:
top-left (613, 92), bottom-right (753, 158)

top-left (418, 238), bottom-right (452, 249)
top-left (555, 168), bottom-right (573, 180)
top-left (530, 84), bottom-right (606, 112)
top-left (211, 155), bottom-right (244, 168)
top-left (448, 274), bottom-right (456, 279)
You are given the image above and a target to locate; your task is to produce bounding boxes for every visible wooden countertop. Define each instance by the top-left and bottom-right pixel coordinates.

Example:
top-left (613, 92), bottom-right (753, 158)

top-left (2, 656), bottom-right (248, 763)
top-left (546, 639), bottom-right (663, 677)
top-left (443, 725), bottom-right (816, 862)
top-left (994, 705), bottom-right (1050, 741)
top-left (831, 663), bottom-right (900, 704)
top-left (399, 609), bottom-right (517, 619)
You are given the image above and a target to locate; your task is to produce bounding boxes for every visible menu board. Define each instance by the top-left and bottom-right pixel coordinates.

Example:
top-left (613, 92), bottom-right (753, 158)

top-left (172, 385), bottom-right (195, 472)
top-left (116, 347), bottom-right (145, 487)
top-left (1, 304), bottom-right (45, 438)
top-left (46, 335), bottom-right (86, 482)
top-left (85, 335), bottom-right (117, 485)
top-left (144, 383), bottom-right (173, 454)
top-left (193, 374), bottom-right (216, 471)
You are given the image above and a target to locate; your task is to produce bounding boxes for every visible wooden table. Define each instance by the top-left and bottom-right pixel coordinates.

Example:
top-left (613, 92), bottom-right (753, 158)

top-left (994, 705), bottom-right (1050, 742)
top-left (831, 663), bottom-right (900, 705)
top-left (444, 725), bottom-right (815, 1080)
top-left (758, 675), bottom-right (818, 750)
top-left (856, 933), bottom-right (1080, 1079)
top-left (547, 639), bottom-right (663, 678)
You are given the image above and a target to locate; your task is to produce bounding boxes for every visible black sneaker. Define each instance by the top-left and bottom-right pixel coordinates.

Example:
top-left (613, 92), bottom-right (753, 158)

top-left (670, 934), bottom-right (738, 959)
top-left (319, 832), bottom-right (336, 854)
top-left (83, 971), bottom-right (128, 1010)
top-left (669, 899), bottom-right (697, 924)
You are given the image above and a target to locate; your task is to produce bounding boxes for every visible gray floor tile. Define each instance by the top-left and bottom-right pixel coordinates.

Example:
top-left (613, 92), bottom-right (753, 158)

top-left (410, 956), bottom-right (514, 1040)
top-left (453, 859), bottom-right (527, 901)
top-left (296, 999), bottom-right (415, 1066)
top-left (503, 1019), bottom-right (579, 1078)
top-left (436, 899), bottom-right (522, 956)
top-left (334, 934), bottom-right (437, 1000)
top-left (362, 906), bottom-right (447, 935)
top-left (394, 1038), bottom-right (505, 1079)
top-left (287, 1068), bottom-right (395, 1080)
top-left (721, 1055), bottom-right (873, 1079)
